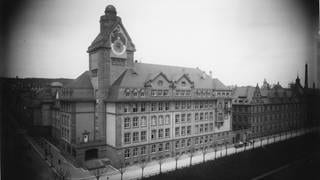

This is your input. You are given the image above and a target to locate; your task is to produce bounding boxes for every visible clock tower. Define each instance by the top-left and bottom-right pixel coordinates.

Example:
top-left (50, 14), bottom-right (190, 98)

top-left (87, 5), bottom-right (135, 142)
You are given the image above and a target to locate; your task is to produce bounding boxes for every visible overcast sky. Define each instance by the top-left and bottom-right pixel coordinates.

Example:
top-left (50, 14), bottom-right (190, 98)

top-left (4, 0), bottom-right (318, 86)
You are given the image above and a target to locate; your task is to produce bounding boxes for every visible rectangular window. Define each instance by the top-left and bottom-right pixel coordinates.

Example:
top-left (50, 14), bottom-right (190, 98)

top-left (181, 114), bottom-right (186, 123)
top-left (124, 149), bottom-right (130, 158)
top-left (151, 103), bottom-right (156, 111)
top-left (181, 102), bottom-right (186, 109)
top-left (187, 126), bottom-right (191, 135)
top-left (195, 113), bottom-right (199, 121)
top-left (132, 104), bottom-right (138, 112)
top-left (158, 115), bottom-right (164, 126)
top-left (133, 132), bottom-right (139, 142)
top-left (180, 90), bottom-right (185, 96)
top-left (175, 127), bottom-right (180, 137)
top-left (124, 104), bottom-right (129, 113)
top-left (141, 103), bottom-right (146, 112)
top-left (186, 90), bottom-right (191, 96)
top-left (181, 126), bottom-right (186, 136)
top-left (175, 141), bottom-right (180, 149)
top-left (161, 102), bottom-right (168, 111)
top-left (187, 113), bottom-right (191, 122)
top-left (195, 102), bottom-right (199, 109)
top-left (200, 124), bottom-right (203, 133)
top-left (158, 143), bottom-right (163, 152)
top-left (195, 137), bottom-right (199, 145)
top-left (151, 144), bottom-right (156, 153)
top-left (163, 90), bottom-right (169, 96)
top-left (141, 131), bottom-right (147, 141)
top-left (175, 102), bottom-right (180, 109)
top-left (204, 124), bottom-right (208, 132)
top-left (132, 117), bottom-right (139, 128)
top-left (141, 146), bottom-right (146, 155)
top-left (158, 129), bottom-right (164, 139)
top-left (124, 117), bottom-right (130, 129)
top-left (151, 90), bottom-right (156, 96)
top-left (151, 116), bottom-right (157, 126)
top-left (175, 90), bottom-right (180, 96)
top-left (187, 101), bottom-right (191, 109)
top-left (200, 102), bottom-right (204, 109)
top-left (200, 112), bottom-right (204, 121)
top-left (209, 123), bottom-right (213, 131)
top-left (181, 139), bottom-right (185, 148)
top-left (205, 112), bottom-right (208, 121)
top-left (133, 147), bottom-right (138, 157)
top-left (165, 128), bottom-right (170, 138)
top-left (151, 130), bottom-right (156, 140)
top-left (165, 142), bottom-right (170, 151)
top-left (187, 139), bottom-right (191, 146)
top-left (157, 90), bottom-right (162, 96)
top-left (124, 133), bottom-right (131, 144)
top-left (195, 125), bottom-right (199, 134)
top-left (158, 102), bottom-right (163, 111)
top-left (165, 115), bottom-right (170, 125)
top-left (175, 114), bottom-right (180, 124)
top-left (140, 116), bottom-right (147, 127)
top-left (209, 112), bottom-right (213, 120)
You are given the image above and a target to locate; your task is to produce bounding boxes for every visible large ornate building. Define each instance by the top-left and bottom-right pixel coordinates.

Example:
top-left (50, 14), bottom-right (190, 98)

top-left (54, 5), bottom-right (232, 167)
top-left (232, 77), bottom-right (308, 143)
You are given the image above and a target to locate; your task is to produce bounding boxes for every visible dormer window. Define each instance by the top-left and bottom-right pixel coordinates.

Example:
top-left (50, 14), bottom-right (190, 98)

top-left (157, 80), bottom-right (163, 86)
top-left (133, 89), bottom-right (138, 96)
top-left (151, 90), bottom-right (156, 96)
top-left (181, 81), bottom-right (186, 87)
top-left (163, 90), bottom-right (168, 96)
top-left (125, 89), bottom-right (130, 97)
top-left (140, 89), bottom-right (145, 97)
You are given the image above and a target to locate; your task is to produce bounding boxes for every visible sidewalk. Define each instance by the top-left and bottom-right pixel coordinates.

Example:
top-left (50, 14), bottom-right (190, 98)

top-left (24, 127), bottom-right (319, 180)
top-left (104, 127), bottom-right (320, 180)
top-left (26, 135), bottom-right (119, 180)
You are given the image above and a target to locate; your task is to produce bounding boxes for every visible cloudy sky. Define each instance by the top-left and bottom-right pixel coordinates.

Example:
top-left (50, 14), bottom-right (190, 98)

top-left (4, 0), bottom-right (318, 86)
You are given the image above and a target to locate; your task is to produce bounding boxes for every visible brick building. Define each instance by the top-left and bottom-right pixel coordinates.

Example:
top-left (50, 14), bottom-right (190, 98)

top-left (232, 78), bottom-right (308, 142)
top-left (53, 5), bottom-right (233, 167)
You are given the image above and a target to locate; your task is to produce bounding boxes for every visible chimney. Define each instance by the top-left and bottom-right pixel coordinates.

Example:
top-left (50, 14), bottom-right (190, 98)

top-left (305, 63), bottom-right (308, 89)
top-left (209, 70), bottom-right (212, 78)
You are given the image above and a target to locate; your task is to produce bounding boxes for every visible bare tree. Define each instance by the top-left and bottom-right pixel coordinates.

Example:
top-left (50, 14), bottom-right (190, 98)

top-left (158, 156), bottom-right (164, 174)
top-left (201, 146), bottom-right (208, 163)
top-left (174, 153), bottom-right (182, 170)
top-left (117, 151), bottom-right (126, 180)
top-left (189, 145), bottom-right (195, 166)
top-left (214, 148), bottom-right (217, 159)
top-left (91, 167), bottom-right (106, 180)
top-left (56, 167), bottom-right (70, 180)
top-left (139, 158), bottom-right (147, 179)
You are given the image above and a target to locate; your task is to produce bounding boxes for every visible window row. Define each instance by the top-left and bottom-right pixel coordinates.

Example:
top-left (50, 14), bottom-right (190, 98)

top-left (194, 123), bottom-right (214, 134)
top-left (151, 128), bottom-right (171, 140)
top-left (124, 131), bottom-right (147, 144)
top-left (124, 142), bottom-right (171, 158)
top-left (124, 88), bottom-right (145, 97)
top-left (124, 116), bottom-right (147, 129)
top-left (175, 126), bottom-right (192, 137)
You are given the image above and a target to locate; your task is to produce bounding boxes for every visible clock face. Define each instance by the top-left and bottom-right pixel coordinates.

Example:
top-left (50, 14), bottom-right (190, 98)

top-left (110, 26), bottom-right (127, 55)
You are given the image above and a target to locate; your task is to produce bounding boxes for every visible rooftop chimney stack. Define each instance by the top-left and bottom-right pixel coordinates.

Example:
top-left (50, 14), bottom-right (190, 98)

top-left (305, 63), bottom-right (308, 89)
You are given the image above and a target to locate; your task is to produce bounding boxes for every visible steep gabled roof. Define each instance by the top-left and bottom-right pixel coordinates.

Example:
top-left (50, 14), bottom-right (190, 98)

top-left (111, 62), bottom-right (227, 90)
top-left (64, 71), bottom-right (93, 89)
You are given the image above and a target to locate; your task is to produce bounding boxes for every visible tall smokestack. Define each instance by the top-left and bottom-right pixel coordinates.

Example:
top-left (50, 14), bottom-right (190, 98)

top-left (305, 63), bottom-right (308, 89)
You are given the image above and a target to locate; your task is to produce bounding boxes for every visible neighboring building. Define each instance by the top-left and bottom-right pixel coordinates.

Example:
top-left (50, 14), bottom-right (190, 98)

top-left (232, 78), bottom-right (308, 142)
top-left (54, 5), bottom-right (233, 167)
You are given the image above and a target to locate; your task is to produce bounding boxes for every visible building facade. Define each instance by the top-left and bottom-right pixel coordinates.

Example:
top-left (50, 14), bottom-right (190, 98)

top-left (54, 5), bottom-right (233, 167)
top-left (232, 78), bottom-right (308, 142)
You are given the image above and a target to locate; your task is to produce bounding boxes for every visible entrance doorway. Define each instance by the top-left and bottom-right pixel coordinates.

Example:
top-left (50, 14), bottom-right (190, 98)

top-left (84, 148), bottom-right (98, 161)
